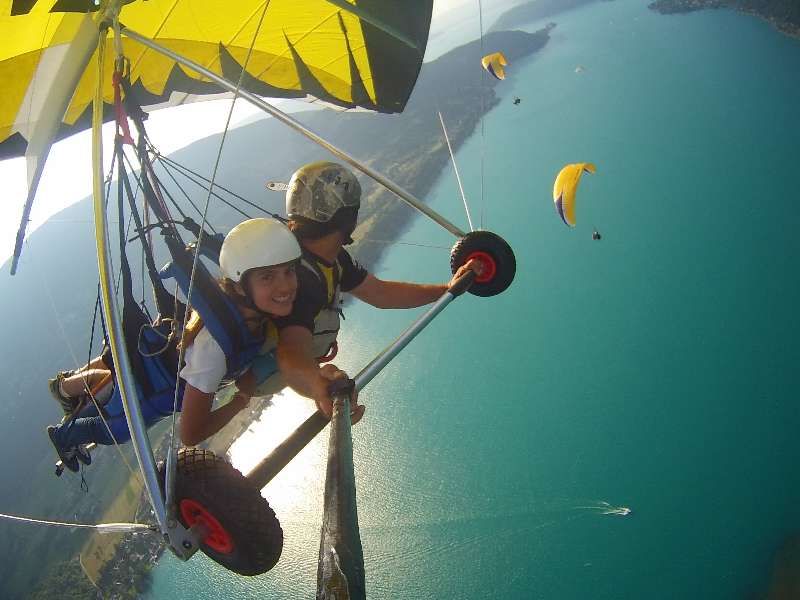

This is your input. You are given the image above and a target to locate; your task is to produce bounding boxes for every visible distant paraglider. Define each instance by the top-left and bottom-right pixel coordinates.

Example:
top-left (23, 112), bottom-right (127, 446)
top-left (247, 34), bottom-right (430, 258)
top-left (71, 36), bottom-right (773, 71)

top-left (553, 163), bottom-right (596, 228)
top-left (481, 52), bottom-right (509, 81)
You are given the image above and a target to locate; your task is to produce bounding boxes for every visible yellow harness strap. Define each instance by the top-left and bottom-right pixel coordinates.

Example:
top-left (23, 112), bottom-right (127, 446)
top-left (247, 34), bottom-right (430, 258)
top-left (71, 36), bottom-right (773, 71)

top-left (265, 320), bottom-right (279, 342)
top-left (318, 263), bottom-right (336, 305)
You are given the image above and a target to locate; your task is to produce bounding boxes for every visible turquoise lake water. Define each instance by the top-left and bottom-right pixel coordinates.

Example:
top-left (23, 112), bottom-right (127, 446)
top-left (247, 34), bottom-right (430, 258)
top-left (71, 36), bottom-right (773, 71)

top-left (146, 1), bottom-right (800, 597)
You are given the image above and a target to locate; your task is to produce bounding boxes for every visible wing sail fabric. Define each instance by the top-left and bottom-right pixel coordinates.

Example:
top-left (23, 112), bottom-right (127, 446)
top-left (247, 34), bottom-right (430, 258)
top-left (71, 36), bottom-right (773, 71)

top-left (0, 0), bottom-right (434, 160)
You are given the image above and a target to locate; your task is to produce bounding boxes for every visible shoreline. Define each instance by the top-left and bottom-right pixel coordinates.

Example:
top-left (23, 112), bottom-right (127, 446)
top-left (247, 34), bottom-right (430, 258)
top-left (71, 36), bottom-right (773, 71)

top-left (648, 0), bottom-right (800, 40)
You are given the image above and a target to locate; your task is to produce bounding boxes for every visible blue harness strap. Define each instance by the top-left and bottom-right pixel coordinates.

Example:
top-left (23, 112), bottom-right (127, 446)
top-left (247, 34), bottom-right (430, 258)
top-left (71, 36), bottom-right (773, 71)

top-left (101, 318), bottom-right (187, 442)
top-left (160, 234), bottom-right (264, 379)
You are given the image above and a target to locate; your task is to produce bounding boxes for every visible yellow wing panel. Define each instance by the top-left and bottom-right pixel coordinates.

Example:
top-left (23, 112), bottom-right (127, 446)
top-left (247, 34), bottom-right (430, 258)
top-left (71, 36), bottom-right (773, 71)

top-left (0, 0), bottom-right (433, 158)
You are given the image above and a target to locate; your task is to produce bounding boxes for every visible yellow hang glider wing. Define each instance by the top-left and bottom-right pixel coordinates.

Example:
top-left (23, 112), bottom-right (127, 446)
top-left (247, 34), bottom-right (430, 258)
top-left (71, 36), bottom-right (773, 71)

top-left (0, 0), bottom-right (434, 161)
top-left (481, 51), bottom-right (508, 81)
top-left (553, 162), bottom-right (596, 227)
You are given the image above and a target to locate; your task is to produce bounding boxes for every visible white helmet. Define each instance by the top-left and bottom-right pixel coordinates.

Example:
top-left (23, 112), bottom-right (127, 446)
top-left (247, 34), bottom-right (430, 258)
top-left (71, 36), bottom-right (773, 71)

top-left (219, 218), bottom-right (300, 282)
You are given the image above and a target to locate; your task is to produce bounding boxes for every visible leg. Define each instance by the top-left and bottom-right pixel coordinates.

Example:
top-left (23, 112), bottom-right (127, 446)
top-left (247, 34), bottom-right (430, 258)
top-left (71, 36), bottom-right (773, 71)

top-left (60, 369), bottom-right (112, 397)
top-left (50, 413), bottom-right (117, 449)
top-left (87, 351), bottom-right (110, 371)
top-left (55, 349), bottom-right (109, 379)
top-left (47, 411), bottom-right (119, 472)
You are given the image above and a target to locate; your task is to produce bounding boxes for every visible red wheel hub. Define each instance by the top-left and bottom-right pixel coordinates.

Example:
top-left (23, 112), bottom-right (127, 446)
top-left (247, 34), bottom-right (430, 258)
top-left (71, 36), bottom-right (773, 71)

top-left (465, 251), bottom-right (496, 284)
top-left (180, 498), bottom-right (235, 554)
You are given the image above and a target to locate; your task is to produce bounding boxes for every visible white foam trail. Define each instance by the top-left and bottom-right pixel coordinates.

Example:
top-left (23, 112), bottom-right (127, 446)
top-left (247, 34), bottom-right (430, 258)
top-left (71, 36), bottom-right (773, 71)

top-left (572, 501), bottom-right (631, 516)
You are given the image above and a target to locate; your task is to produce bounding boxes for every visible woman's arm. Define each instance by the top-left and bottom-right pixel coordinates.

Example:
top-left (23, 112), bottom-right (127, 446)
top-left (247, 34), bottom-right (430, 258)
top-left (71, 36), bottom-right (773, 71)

top-left (235, 368), bottom-right (257, 396)
top-left (180, 383), bottom-right (250, 446)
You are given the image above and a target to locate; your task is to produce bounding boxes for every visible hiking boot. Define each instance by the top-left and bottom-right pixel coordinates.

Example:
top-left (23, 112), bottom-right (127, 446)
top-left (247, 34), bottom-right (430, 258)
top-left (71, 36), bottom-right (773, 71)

top-left (47, 426), bottom-right (79, 473)
top-left (48, 373), bottom-right (80, 417)
top-left (75, 445), bottom-right (92, 466)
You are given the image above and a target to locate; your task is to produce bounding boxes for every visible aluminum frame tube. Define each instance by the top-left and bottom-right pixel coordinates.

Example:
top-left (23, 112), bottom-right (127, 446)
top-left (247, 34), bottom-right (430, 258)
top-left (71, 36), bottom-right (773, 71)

top-left (91, 36), bottom-right (168, 534)
top-left (353, 291), bottom-right (457, 391)
top-left (317, 392), bottom-right (365, 599)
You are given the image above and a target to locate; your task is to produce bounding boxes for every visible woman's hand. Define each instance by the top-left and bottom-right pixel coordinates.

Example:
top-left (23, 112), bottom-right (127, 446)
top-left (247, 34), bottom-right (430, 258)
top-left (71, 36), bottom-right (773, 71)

top-left (230, 390), bottom-right (252, 413)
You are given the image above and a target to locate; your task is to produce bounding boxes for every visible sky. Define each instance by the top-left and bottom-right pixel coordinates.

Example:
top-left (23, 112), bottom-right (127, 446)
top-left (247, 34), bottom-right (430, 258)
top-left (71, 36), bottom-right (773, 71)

top-left (0, 0), bottom-right (517, 265)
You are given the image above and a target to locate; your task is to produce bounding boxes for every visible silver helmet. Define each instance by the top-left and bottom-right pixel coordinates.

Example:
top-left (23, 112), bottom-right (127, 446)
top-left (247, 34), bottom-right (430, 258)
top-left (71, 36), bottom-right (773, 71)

top-left (286, 161), bottom-right (361, 223)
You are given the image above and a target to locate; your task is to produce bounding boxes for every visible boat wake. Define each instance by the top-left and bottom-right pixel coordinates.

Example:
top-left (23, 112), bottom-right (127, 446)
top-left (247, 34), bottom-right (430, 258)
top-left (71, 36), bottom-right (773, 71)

top-left (574, 501), bottom-right (632, 517)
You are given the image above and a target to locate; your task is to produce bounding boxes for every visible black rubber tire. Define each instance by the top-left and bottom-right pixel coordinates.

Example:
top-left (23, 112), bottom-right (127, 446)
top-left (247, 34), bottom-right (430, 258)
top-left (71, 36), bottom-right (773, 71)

top-left (175, 447), bottom-right (283, 576)
top-left (450, 230), bottom-right (516, 297)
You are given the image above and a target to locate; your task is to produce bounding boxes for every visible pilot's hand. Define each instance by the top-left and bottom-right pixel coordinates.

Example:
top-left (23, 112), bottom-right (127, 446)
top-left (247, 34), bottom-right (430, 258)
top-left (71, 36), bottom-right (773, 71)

top-left (448, 258), bottom-right (483, 287)
top-left (315, 364), bottom-right (364, 425)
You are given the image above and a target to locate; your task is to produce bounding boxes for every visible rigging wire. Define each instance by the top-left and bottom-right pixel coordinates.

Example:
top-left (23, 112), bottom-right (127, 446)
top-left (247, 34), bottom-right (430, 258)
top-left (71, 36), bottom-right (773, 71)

top-left (31, 243), bottom-right (142, 485)
top-left (356, 238), bottom-right (450, 251)
top-left (120, 150), bottom-right (190, 228)
top-left (478, 0), bottom-right (487, 229)
top-left (437, 110), bottom-right (474, 232)
top-left (150, 156), bottom-right (233, 227)
top-left (105, 149), bottom-right (145, 299)
top-left (165, 0), bottom-right (275, 514)
top-left (86, 287), bottom-right (102, 370)
top-left (153, 151), bottom-right (282, 221)
top-left (0, 511), bottom-right (155, 533)
top-left (37, 147), bottom-right (140, 480)
top-left (104, 154), bottom-right (119, 296)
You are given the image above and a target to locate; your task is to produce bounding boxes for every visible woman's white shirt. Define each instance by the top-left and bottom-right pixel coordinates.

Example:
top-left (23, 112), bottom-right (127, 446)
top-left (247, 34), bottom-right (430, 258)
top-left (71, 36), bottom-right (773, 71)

top-left (180, 327), bottom-right (227, 394)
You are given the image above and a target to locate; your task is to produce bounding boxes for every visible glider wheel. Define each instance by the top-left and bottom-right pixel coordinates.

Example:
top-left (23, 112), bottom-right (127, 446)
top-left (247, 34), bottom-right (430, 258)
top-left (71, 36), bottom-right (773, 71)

top-left (175, 447), bottom-right (283, 575)
top-left (450, 231), bottom-right (516, 297)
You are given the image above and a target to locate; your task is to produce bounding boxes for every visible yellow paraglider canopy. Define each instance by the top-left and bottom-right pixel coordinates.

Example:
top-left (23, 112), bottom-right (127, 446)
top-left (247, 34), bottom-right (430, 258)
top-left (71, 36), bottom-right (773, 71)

top-left (481, 51), bottom-right (508, 81)
top-left (553, 163), bottom-right (596, 227)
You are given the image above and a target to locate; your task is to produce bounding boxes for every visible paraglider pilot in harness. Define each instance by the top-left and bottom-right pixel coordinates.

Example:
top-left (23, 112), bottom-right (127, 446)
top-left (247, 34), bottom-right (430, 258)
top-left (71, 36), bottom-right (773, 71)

top-left (261, 161), bottom-right (482, 419)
